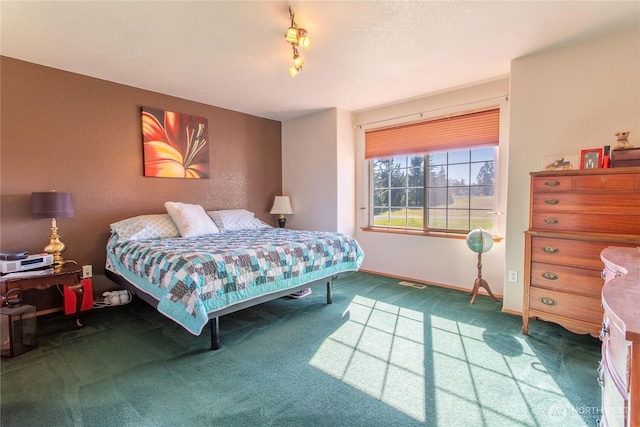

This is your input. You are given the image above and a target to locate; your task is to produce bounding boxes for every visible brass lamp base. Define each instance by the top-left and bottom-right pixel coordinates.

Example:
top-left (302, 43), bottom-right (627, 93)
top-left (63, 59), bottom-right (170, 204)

top-left (44, 217), bottom-right (67, 270)
top-left (277, 215), bottom-right (287, 228)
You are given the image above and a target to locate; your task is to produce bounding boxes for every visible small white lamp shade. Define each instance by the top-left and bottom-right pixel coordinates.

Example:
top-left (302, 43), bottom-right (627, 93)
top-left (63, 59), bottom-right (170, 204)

top-left (270, 196), bottom-right (293, 215)
top-left (270, 196), bottom-right (293, 228)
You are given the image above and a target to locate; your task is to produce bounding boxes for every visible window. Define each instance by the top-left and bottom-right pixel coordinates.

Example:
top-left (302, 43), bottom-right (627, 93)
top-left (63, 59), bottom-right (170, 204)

top-left (371, 148), bottom-right (496, 233)
top-left (366, 109), bottom-right (499, 234)
top-left (372, 155), bottom-right (425, 229)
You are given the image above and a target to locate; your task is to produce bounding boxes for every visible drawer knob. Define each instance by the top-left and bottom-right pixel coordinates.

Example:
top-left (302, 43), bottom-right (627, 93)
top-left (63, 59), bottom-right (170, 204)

top-left (543, 218), bottom-right (559, 225)
top-left (541, 246), bottom-right (559, 254)
top-left (542, 272), bottom-right (559, 280)
top-left (599, 322), bottom-right (609, 341)
top-left (597, 359), bottom-right (605, 387)
top-left (544, 180), bottom-right (560, 187)
top-left (540, 297), bottom-right (557, 306)
top-left (544, 198), bottom-right (559, 205)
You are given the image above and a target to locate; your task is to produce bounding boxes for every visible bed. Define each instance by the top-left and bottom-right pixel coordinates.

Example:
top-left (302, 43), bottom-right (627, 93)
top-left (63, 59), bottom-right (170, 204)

top-left (104, 206), bottom-right (364, 350)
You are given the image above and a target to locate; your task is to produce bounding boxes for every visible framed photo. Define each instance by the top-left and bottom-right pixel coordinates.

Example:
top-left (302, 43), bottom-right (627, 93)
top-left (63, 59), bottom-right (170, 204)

top-left (580, 148), bottom-right (602, 169)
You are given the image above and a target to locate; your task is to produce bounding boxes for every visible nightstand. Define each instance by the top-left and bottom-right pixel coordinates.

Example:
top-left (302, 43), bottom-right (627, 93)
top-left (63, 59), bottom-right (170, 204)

top-left (0, 264), bottom-right (85, 328)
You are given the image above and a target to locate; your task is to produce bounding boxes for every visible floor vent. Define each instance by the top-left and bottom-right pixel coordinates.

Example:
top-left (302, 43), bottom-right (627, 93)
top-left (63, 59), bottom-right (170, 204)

top-left (398, 281), bottom-right (426, 289)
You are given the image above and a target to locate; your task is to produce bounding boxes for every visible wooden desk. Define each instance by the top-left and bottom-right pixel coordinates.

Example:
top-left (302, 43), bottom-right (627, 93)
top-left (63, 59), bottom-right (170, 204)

top-left (0, 265), bottom-right (84, 328)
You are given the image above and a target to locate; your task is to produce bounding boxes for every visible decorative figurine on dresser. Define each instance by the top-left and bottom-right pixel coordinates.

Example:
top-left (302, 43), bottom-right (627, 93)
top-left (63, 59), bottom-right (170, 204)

top-left (522, 166), bottom-right (640, 338)
top-left (611, 131), bottom-right (640, 168)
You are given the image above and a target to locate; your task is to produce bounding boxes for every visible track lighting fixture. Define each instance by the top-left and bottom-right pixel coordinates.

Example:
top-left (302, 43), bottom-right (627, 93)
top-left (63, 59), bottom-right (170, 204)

top-left (285, 6), bottom-right (310, 77)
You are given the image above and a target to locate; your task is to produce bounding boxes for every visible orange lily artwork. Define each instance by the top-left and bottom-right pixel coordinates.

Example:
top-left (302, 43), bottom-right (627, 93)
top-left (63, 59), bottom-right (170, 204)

top-left (142, 107), bottom-right (210, 178)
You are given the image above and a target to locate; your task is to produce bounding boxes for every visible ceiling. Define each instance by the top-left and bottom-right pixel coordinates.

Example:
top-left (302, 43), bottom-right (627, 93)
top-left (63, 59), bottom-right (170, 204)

top-left (1, 1), bottom-right (638, 122)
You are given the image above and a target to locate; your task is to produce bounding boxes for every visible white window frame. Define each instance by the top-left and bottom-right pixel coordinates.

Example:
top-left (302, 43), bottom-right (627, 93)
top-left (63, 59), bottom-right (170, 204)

top-left (369, 147), bottom-right (498, 234)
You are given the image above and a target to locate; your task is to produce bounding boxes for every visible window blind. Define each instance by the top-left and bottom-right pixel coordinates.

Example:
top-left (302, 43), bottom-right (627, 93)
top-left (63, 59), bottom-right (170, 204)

top-left (365, 108), bottom-right (499, 159)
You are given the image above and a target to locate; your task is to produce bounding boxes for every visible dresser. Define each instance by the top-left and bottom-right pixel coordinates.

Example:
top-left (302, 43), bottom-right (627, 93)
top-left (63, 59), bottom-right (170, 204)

top-left (522, 167), bottom-right (640, 338)
top-left (599, 246), bottom-right (639, 427)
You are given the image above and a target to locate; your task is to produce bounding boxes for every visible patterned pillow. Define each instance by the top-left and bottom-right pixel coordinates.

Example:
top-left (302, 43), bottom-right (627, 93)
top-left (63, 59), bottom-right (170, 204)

top-left (207, 209), bottom-right (270, 232)
top-left (110, 214), bottom-right (180, 241)
top-left (165, 202), bottom-right (220, 237)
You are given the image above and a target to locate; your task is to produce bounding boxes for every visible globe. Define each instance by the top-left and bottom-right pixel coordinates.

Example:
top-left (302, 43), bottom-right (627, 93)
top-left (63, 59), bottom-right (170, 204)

top-left (466, 228), bottom-right (494, 254)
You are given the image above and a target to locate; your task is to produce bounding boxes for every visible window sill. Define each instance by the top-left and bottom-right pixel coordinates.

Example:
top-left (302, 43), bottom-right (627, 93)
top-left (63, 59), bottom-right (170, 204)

top-left (360, 226), bottom-right (503, 242)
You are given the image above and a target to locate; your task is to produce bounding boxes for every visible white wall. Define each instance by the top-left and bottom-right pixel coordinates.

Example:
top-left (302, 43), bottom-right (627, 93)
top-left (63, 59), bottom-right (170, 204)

top-left (353, 78), bottom-right (510, 295)
top-left (280, 27), bottom-right (639, 314)
top-left (282, 108), bottom-right (356, 235)
top-left (336, 109), bottom-right (357, 235)
top-left (504, 26), bottom-right (640, 313)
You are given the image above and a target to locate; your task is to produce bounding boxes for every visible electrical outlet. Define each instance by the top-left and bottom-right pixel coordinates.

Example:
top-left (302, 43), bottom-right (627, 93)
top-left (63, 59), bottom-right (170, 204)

top-left (82, 265), bottom-right (93, 279)
top-left (508, 270), bottom-right (518, 283)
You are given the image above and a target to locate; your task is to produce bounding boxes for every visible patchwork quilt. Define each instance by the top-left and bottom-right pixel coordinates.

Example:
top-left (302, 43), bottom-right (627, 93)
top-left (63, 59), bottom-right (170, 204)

top-left (106, 228), bottom-right (364, 335)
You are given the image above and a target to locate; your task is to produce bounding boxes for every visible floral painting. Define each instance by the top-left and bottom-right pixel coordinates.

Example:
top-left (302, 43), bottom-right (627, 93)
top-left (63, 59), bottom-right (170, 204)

top-left (141, 107), bottom-right (210, 178)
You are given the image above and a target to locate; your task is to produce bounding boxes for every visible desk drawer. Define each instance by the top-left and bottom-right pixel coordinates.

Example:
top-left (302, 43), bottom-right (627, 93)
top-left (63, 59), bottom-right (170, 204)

top-left (530, 262), bottom-right (603, 297)
top-left (529, 287), bottom-right (602, 324)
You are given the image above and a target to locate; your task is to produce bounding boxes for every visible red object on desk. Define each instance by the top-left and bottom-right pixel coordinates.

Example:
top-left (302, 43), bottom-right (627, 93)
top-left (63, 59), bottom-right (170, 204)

top-left (63, 278), bottom-right (93, 315)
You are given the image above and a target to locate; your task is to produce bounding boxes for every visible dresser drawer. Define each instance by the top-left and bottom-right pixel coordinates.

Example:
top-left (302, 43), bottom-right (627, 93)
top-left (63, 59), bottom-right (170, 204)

top-left (532, 176), bottom-right (574, 192)
top-left (531, 212), bottom-right (640, 234)
top-left (530, 262), bottom-right (603, 297)
top-left (529, 287), bottom-right (603, 324)
top-left (530, 237), bottom-right (632, 269)
top-left (532, 191), bottom-right (640, 214)
top-left (602, 314), bottom-right (631, 393)
top-left (575, 173), bottom-right (638, 191)
top-left (600, 354), bottom-right (629, 427)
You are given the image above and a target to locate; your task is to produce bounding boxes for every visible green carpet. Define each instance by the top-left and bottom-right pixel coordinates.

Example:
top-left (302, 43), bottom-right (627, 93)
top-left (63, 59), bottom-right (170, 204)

top-left (1, 272), bottom-right (601, 426)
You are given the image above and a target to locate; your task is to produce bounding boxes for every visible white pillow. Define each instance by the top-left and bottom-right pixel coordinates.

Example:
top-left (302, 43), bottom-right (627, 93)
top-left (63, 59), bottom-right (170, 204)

top-left (110, 214), bottom-right (180, 241)
top-left (165, 202), bottom-right (220, 237)
top-left (207, 209), bottom-right (270, 231)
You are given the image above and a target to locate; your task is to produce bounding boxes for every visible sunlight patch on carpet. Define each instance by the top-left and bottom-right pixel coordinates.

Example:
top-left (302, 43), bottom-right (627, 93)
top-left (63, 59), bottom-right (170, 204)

top-left (310, 295), bottom-right (594, 426)
top-left (309, 295), bottom-right (426, 422)
top-left (430, 316), bottom-right (593, 426)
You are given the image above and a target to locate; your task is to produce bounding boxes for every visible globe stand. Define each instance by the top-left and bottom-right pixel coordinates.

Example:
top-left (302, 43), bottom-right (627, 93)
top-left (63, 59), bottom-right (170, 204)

top-left (470, 252), bottom-right (501, 304)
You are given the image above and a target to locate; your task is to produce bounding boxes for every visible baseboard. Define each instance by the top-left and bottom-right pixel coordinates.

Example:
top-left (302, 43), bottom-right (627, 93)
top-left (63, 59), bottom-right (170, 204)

top-left (358, 268), bottom-right (504, 299)
top-left (500, 307), bottom-right (522, 317)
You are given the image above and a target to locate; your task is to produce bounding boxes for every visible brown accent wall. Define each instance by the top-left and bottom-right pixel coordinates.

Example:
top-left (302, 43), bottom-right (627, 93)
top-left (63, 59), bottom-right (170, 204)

top-left (0, 57), bottom-right (282, 309)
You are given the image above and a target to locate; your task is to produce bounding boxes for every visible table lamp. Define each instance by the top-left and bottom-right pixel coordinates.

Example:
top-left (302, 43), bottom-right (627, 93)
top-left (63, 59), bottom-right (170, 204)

top-left (270, 196), bottom-right (293, 228)
top-left (466, 228), bottom-right (500, 304)
top-left (32, 190), bottom-right (74, 269)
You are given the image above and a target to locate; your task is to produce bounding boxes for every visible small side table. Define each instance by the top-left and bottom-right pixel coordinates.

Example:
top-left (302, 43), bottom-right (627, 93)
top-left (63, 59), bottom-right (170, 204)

top-left (0, 265), bottom-right (84, 328)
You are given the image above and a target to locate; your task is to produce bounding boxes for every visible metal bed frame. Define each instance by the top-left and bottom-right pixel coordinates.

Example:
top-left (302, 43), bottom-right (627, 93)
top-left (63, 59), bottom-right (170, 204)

top-left (105, 269), bottom-right (339, 350)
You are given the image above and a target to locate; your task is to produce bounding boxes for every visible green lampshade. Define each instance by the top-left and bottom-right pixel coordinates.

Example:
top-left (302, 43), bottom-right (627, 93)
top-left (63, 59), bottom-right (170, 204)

top-left (466, 229), bottom-right (493, 254)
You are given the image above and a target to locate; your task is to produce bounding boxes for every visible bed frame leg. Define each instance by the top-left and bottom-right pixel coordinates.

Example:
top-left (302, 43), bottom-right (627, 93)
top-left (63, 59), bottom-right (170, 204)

top-left (210, 317), bottom-right (220, 351)
top-left (327, 280), bottom-right (332, 304)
